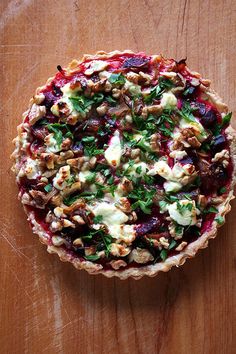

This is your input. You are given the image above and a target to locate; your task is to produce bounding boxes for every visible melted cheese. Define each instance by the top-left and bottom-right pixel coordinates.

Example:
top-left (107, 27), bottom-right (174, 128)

top-left (160, 92), bottom-right (177, 109)
top-left (44, 133), bottom-right (61, 153)
top-left (53, 165), bottom-right (71, 190)
top-left (167, 200), bottom-right (198, 226)
top-left (108, 225), bottom-right (136, 244)
top-left (122, 161), bottom-right (148, 177)
top-left (104, 130), bottom-right (123, 167)
top-left (84, 60), bottom-right (108, 75)
top-left (124, 80), bottom-right (141, 95)
top-left (148, 160), bottom-right (196, 192)
top-left (19, 158), bottom-right (40, 180)
top-left (89, 202), bottom-right (129, 225)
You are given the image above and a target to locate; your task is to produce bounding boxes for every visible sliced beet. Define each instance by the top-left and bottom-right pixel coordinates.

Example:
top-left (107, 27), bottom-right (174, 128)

top-left (200, 109), bottom-right (217, 128)
top-left (71, 141), bottom-right (84, 155)
top-left (211, 134), bottom-right (226, 153)
top-left (136, 217), bottom-right (160, 237)
top-left (123, 56), bottom-right (149, 69)
top-left (179, 156), bottom-right (194, 165)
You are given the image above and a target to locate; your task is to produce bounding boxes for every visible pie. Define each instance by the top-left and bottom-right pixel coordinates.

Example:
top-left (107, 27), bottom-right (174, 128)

top-left (12, 50), bottom-right (236, 279)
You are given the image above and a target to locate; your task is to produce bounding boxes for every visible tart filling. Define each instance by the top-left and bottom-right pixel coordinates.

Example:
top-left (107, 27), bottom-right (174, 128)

top-left (12, 51), bottom-right (235, 276)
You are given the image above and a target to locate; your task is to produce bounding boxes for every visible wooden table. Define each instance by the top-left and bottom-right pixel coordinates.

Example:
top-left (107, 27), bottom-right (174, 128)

top-left (1, 1), bottom-right (236, 353)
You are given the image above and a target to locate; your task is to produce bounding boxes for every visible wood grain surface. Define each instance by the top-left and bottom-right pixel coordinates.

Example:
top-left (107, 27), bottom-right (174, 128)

top-left (0, 1), bottom-right (236, 353)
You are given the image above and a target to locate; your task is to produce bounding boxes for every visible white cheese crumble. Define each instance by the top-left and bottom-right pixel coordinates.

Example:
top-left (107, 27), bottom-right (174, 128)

top-left (124, 79), bottom-right (141, 95)
top-left (167, 200), bottom-right (199, 226)
top-left (108, 225), bottom-right (136, 244)
top-left (18, 158), bottom-right (40, 180)
top-left (84, 60), bottom-right (108, 75)
top-left (160, 92), bottom-right (177, 109)
top-left (44, 133), bottom-right (61, 153)
top-left (122, 162), bottom-right (148, 177)
top-left (53, 165), bottom-right (71, 190)
top-left (104, 130), bottom-right (123, 167)
top-left (148, 160), bottom-right (196, 192)
top-left (78, 170), bottom-right (94, 183)
top-left (89, 202), bottom-right (129, 225)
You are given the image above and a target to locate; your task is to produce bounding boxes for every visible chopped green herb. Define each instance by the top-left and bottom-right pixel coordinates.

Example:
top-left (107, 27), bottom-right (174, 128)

top-left (67, 175), bottom-right (76, 186)
top-left (93, 215), bottom-right (103, 224)
top-left (215, 215), bottom-right (224, 225)
top-left (169, 239), bottom-right (177, 250)
top-left (82, 136), bottom-right (95, 143)
top-left (204, 206), bottom-right (218, 214)
top-left (144, 77), bottom-right (174, 104)
top-left (107, 176), bottom-right (114, 185)
top-left (178, 101), bottom-right (197, 123)
top-left (108, 73), bottom-right (126, 85)
top-left (129, 185), bottom-right (156, 214)
top-left (44, 184), bottom-right (52, 193)
top-left (222, 112), bottom-right (232, 126)
top-left (47, 123), bottom-right (73, 147)
top-left (160, 249), bottom-right (168, 261)
top-left (219, 186), bottom-right (227, 194)
top-left (85, 254), bottom-right (100, 261)
top-left (69, 93), bottom-right (104, 114)
top-left (105, 96), bottom-right (117, 105)
top-left (86, 172), bottom-right (96, 183)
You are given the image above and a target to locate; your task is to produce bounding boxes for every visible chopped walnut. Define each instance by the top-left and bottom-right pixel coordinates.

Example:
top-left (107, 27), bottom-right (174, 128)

top-left (33, 93), bottom-right (45, 105)
top-left (129, 248), bottom-right (154, 264)
top-left (41, 153), bottom-right (55, 169)
top-left (118, 177), bottom-right (133, 194)
top-left (52, 236), bottom-right (65, 247)
top-left (85, 246), bottom-right (97, 256)
top-left (73, 238), bottom-right (84, 247)
top-left (109, 243), bottom-right (131, 257)
top-left (29, 190), bottom-right (49, 209)
top-left (176, 241), bottom-right (188, 251)
top-left (187, 136), bottom-right (201, 148)
top-left (72, 215), bottom-right (85, 225)
top-left (110, 260), bottom-right (127, 270)
top-left (96, 103), bottom-right (108, 116)
top-left (138, 71), bottom-right (152, 84)
top-left (112, 88), bottom-right (121, 99)
top-left (142, 104), bottom-right (162, 116)
top-left (117, 197), bottom-right (132, 213)
top-left (61, 138), bottom-right (72, 151)
top-left (28, 104), bottom-right (46, 125)
top-left (62, 181), bottom-right (82, 197)
top-left (126, 72), bottom-right (140, 84)
top-left (159, 237), bottom-right (170, 249)
top-left (212, 149), bottom-right (230, 168)
top-left (150, 133), bottom-right (161, 152)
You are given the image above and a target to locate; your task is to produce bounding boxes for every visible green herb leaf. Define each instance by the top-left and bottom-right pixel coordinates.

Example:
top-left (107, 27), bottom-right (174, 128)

top-left (44, 184), bottom-right (52, 192)
top-left (203, 206), bottom-right (218, 214)
top-left (108, 73), bottom-right (126, 85)
top-left (144, 77), bottom-right (174, 104)
top-left (222, 112), bottom-right (232, 126)
top-left (215, 215), bottom-right (224, 225)
top-left (86, 172), bottom-right (96, 183)
top-left (160, 249), bottom-right (168, 261)
top-left (169, 240), bottom-right (177, 250)
top-left (93, 215), bottom-right (103, 224)
top-left (219, 186), bottom-right (227, 195)
top-left (82, 136), bottom-right (95, 143)
top-left (85, 254), bottom-right (100, 261)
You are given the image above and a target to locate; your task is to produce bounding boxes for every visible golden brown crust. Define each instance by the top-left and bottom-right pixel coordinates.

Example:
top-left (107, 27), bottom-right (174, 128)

top-left (11, 50), bottom-right (236, 279)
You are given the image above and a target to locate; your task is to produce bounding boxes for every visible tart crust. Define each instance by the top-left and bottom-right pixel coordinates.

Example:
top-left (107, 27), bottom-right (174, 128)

top-left (12, 50), bottom-right (236, 279)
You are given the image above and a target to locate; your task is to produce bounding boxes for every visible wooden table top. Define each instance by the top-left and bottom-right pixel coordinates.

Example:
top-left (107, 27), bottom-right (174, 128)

top-left (1, 1), bottom-right (236, 353)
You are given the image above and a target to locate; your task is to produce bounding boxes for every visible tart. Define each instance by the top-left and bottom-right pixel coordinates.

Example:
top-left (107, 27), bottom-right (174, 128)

top-left (12, 50), bottom-right (236, 279)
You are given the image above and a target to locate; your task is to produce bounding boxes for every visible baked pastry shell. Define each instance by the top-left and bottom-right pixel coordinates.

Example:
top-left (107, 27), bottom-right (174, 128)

top-left (12, 51), bottom-right (236, 279)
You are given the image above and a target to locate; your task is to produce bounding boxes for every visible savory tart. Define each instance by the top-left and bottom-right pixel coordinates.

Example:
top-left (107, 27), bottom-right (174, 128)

top-left (12, 50), bottom-right (235, 279)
